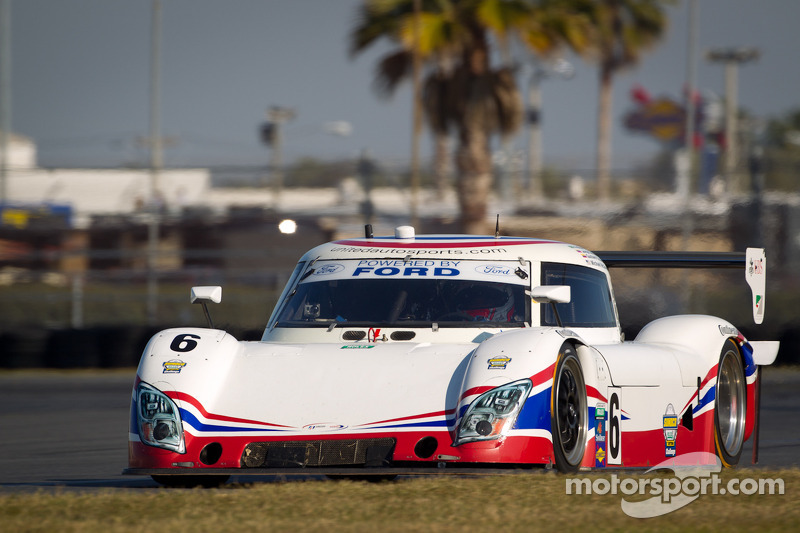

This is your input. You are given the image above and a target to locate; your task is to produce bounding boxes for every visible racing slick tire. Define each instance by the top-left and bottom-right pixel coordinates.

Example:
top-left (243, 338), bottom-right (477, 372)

top-left (151, 475), bottom-right (230, 488)
top-left (714, 338), bottom-right (747, 467)
top-left (551, 343), bottom-right (587, 473)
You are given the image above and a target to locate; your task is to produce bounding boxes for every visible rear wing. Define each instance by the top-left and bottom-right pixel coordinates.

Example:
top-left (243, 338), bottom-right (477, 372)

top-left (594, 248), bottom-right (767, 325)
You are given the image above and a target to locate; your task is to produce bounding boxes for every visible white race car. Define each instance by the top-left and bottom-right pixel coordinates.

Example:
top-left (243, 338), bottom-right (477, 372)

top-left (125, 226), bottom-right (779, 486)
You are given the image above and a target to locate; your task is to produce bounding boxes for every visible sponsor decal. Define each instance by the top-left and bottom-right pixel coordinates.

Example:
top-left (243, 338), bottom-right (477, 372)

top-left (595, 447), bottom-right (606, 465)
top-left (329, 245), bottom-right (511, 255)
top-left (475, 264), bottom-right (514, 277)
top-left (367, 328), bottom-right (383, 342)
top-left (341, 345), bottom-right (375, 349)
top-left (749, 257), bottom-right (764, 276)
top-left (308, 259), bottom-right (530, 285)
top-left (595, 402), bottom-right (607, 467)
top-left (303, 423), bottom-right (348, 432)
top-left (313, 263), bottom-right (344, 275)
top-left (354, 260), bottom-right (463, 277)
top-left (663, 404), bottom-right (678, 457)
top-left (356, 259), bottom-right (461, 268)
top-left (569, 245), bottom-right (606, 269)
top-left (332, 236), bottom-right (549, 252)
top-left (487, 356), bottom-right (512, 369)
top-left (162, 359), bottom-right (187, 374)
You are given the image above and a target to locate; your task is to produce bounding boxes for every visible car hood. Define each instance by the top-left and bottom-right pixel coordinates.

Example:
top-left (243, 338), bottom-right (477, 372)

top-left (159, 341), bottom-right (476, 434)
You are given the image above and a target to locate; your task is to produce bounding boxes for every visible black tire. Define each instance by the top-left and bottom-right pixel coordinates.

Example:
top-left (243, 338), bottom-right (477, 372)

top-left (151, 475), bottom-right (230, 488)
top-left (714, 338), bottom-right (746, 467)
top-left (551, 343), bottom-right (587, 473)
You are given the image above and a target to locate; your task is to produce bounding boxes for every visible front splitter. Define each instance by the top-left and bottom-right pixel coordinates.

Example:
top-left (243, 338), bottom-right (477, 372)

top-left (123, 464), bottom-right (552, 477)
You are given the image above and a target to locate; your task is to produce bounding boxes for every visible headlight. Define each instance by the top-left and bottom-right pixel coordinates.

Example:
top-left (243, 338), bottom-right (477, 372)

top-left (455, 379), bottom-right (532, 445)
top-left (137, 382), bottom-right (185, 453)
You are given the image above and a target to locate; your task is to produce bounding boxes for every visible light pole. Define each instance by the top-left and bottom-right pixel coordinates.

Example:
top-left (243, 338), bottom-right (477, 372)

top-left (707, 47), bottom-right (759, 194)
top-left (527, 59), bottom-right (573, 199)
top-left (263, 106), bottom-right (295, 202)
top-left (409, 0), bottom-right (422, 228)
top-left (0, 0), bottom-right (10, 206)
top-left (680, 0), bottom-right (698, 201)
top-left (147, 0), bottom-right (163, 326)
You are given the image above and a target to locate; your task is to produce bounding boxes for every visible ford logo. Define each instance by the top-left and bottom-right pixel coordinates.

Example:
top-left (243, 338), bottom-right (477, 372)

top-left (314, 264), bottom-right (345, 275)
top-left (476, 265), bottom-right (512, 276)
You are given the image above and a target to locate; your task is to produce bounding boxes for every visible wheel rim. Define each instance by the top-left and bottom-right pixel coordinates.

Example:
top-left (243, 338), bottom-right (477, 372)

top-left (555, 356), bottom-right (586, 466)
top-left (717, 349), bottom-right (745, 455)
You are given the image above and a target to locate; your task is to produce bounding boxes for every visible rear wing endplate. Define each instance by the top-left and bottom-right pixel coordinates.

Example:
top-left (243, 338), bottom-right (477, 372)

top-left (594, 248), bottom-right (766, 324)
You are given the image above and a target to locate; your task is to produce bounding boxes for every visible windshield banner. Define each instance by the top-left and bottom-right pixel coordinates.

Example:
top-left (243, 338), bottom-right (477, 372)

top-left (303, 260), bottom-right (530, 285)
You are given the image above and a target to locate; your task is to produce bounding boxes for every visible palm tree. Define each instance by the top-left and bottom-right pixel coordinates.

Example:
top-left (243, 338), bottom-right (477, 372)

top-left (351, 0), bottom-right (586, 234)
top-left (354, 6), bottom-right (456, 202)
top-left (571, 0), bottom-right (670, 201)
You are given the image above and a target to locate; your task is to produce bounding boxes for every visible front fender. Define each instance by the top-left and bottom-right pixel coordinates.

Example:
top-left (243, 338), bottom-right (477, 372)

top-left (459, 328), bottom-right (576, 397)
top-left (454, 328), bottom-right (603, 465)
top-left (136, 328), bottom-right (242, 396)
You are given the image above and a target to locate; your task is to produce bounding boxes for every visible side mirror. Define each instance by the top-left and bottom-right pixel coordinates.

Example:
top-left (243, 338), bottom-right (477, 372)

top-left (191, 286), bottom-right (222, 304)
top-left (529, 285), bottom-right (571, 304)
top-left (191, 286), bottom-right (222, 328)
top-left (529, 285), bottom-right (570, 328)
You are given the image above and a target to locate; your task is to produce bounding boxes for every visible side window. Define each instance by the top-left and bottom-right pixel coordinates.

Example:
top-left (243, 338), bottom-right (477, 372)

top-left (266, 261), bottom-right (306, 328)
top-left (541, 263), bottom-right (617, 328)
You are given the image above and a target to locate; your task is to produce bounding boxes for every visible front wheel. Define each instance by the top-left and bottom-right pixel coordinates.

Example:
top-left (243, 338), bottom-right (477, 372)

top-left (551, 343), bottom-right (587, 473)
top-left (714, 338), bottom-right (746, 467)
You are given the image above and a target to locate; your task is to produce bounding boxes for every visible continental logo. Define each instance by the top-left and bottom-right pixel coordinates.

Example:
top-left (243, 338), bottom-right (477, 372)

top-left (162, 359), bottom-right (187, 374)
top-left (487, 356), bottom-right (512, 370)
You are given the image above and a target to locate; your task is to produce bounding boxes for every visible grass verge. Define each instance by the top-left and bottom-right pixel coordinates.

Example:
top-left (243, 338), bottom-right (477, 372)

top-left (1, 468), bottom-right (797, 532)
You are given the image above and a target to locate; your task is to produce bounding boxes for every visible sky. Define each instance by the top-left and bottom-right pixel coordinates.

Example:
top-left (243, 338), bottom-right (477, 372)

top-left (6, 0), bottom-right (800, 174)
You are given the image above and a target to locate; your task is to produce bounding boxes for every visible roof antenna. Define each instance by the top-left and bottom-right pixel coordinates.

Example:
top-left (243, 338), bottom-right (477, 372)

top-left (495, 214), bottom-right (500, 238)
top-left (365, 224), bottom-right (374, 239)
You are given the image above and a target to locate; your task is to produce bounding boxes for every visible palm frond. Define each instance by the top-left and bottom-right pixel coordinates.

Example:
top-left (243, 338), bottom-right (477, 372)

top-left (491, 67), bottom-right (524, 136)
top-left (373, 50), bottom-right (413, 98)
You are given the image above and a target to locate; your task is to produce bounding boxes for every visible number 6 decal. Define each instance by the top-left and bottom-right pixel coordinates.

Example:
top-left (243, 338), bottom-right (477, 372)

top-left (607, 387), bottom-right (622, 465)
top-left (170, 333), bottom-right (200, 353)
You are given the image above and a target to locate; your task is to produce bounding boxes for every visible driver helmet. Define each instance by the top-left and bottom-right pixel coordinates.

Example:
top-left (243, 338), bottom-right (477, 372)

top-left (456, 285), bottom-right (515, 321)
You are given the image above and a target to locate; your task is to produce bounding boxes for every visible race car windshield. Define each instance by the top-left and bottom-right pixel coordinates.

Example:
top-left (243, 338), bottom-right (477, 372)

top-left (273, 260), bottom-right (530, 328)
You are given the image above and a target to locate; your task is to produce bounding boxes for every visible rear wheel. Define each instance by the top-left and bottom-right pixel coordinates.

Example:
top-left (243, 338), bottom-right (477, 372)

top-left (551, 343), bottom-right (587, 473)
top-left (714, 339), bottom-right (746, 467)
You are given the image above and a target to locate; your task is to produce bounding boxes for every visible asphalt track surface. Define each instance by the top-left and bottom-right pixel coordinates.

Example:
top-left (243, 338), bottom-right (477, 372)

top-left (1, 367), bottom-right (798, 492)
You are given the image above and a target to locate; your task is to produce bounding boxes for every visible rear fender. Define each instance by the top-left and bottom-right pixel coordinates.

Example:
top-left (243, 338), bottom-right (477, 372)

top-left (635, 315), bottom-right (762, 444)
top-left (635, 315), bottom-right (743, 373)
